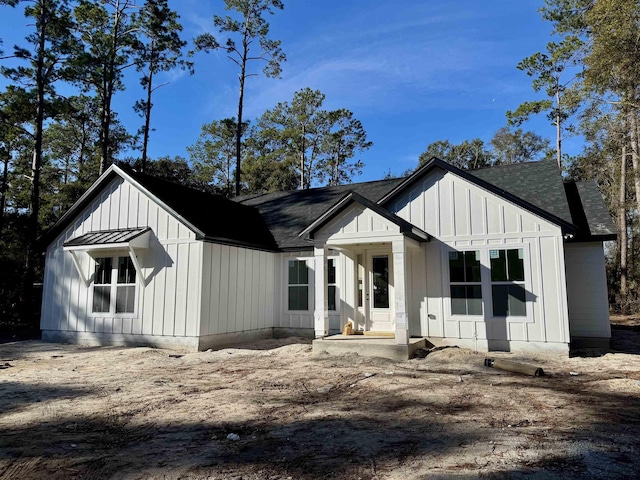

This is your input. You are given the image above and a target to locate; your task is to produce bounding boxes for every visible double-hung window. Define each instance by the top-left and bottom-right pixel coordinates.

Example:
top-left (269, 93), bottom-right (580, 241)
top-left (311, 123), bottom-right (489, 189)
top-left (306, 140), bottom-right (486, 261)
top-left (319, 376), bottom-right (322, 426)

top-left (490, 248), bottom-right (526, 317)
top-left (92, 256), bottom-right (137, 314)
top-left (448, 250), bottom-right (482, 315)
top-left (288, 259), bottom-right (309, 311)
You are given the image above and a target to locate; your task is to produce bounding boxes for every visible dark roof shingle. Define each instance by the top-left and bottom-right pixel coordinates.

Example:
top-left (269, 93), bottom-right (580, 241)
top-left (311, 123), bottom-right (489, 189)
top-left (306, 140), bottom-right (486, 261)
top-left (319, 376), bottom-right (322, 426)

top-left (235, 178), bottom-right (403, 250)
top-left (470, 159), bottom-right (574, 225)
top-left (127, 170), bottom-right (279, 251)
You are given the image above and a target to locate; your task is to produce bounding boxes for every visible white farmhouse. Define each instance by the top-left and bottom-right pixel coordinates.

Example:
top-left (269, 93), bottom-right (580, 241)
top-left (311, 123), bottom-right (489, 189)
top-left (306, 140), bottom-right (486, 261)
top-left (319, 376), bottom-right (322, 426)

top-left (40, 158), bottom-right (616, 357)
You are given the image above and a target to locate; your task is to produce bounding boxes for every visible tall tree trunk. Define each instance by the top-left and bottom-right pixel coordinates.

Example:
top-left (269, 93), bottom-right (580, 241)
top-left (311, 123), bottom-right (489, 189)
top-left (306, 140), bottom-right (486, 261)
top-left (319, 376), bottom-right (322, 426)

top-left (99, 97), bottom-right (109, 174)
top-left (141, 41), bottom-right (155, 173)
top-left (235, 72), bottom-right (244, 197)
top-left (141, 67), bottom-right (153, 172)
top-left (555, 86), bottom-right (562, 170)
top-left (619, 144), bottom-right (628, 312)
top-left (24, 0), bottom-right (49, 320)
top-left (628, 109), bottom-right (640, 223)
top-left (300, 124), bottom-right (305, 190)
top-left (234, 30), bottom-right (249, 197)
top-left (0, 152), bottom-right (8, 236)
top-left (100, 1), bottom-right (121, 175)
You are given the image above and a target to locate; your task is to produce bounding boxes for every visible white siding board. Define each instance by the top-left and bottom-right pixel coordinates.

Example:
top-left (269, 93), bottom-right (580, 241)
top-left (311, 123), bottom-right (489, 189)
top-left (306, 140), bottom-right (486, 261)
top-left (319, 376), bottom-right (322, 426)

top-left (185, 242), bottom-right (201, 337)
top-left (540, 236), bottom-right (562, 342)
top-left (237, 249), bottom-right (248, 331)
top-left (41, 176), bottom-right (204, 346)
top-left (439, 178), bottom-right (453, 237)
top-left (227, 248), bottom-right (238, 333)
top-left (251, 250), bottom-right (260, 330)
top-left (152, 260), bottom-right (166, 336)
top-left (470, 191), bottom-right (485, 236)
top-left (208, 243), bottom-right (221, 335)
top-left (444, 321), bottom-right (458, 338)
top-left (218, 245), bottom-right (230, 334)
top-left (277, 251), bottom-right (314, 330)
top-left (565, 242), bottom-right (610, 338)
top-left (163, 244), bottom-right (178, 336)
top-left (198, 244), bottom-right (277, 336)
top-left (390, 169), bottom-right (569, 350)
top-left (504, 209), bottom-right (519, 234)
top-left (509, 322), bottom-right (527, 342)
top-left (454, 181), bottom-right (469, 236)
top-left (459, 320), bottom-right (474, 339)
top-left (486, 200), bottom-right (501, 235)
top-left (200, 243), bottom-right (212, 336)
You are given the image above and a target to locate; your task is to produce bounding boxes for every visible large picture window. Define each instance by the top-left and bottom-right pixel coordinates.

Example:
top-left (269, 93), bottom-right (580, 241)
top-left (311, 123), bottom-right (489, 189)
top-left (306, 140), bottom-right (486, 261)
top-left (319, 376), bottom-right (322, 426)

top-left (490, 248), bottom-right (526, 317)
top-left (92, 256), bottom-right (136, 314)
top-left (449, 250), bottom-right (482, 315)
top-left (288, 259), bottom-right (309, 311)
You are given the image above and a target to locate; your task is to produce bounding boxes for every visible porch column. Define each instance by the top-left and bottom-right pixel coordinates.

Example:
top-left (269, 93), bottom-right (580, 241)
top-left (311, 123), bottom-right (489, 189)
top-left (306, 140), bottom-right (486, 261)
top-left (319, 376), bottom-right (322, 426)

top-left (314, 243), bottom-right (329, 338)
top-left (392, 237), bottom-right (410, 345)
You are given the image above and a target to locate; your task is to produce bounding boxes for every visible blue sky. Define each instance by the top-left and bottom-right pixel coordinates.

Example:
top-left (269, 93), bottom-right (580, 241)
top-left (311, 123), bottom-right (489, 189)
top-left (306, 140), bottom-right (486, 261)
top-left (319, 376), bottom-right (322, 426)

top-left (1, 0), bottom-right (575, 183)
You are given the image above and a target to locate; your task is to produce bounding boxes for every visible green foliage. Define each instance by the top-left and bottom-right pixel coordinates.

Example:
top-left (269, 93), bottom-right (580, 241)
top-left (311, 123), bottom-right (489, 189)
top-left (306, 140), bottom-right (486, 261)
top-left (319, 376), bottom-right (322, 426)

top-left (73, 0), bottom-right (139, 173)
top-left (132, 0), bottom-right (192, 166)
top-left (418, 138), bottom-right (492, 170)
top-left (193, 0), bottom-right (286, 196)
top-left (252, 87), bottom-right (371, 189)
top-left (507, 5), bottom-right (586, 169)
top-left (318, 109), bottom-right (372, 186)
top-left (188, 118), bottom-right (248, 197)
top-left (123, 155), bottom-right (213, 192)
top-left (417, 127), bottom-right (552, 171)
top-left (490, 127), bottom-right (551, 165)
top-left (583, 0), bottom-right (640, 98)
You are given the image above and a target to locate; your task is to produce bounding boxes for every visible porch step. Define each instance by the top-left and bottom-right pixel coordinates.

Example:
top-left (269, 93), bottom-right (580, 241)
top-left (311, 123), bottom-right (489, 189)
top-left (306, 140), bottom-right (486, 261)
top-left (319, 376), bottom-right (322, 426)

top-left (351, 331), bottom-right (395, 337)
top-left (363, 331), bottom-right (394, 337)
top-left (313, 335), bottom-right (427, 361)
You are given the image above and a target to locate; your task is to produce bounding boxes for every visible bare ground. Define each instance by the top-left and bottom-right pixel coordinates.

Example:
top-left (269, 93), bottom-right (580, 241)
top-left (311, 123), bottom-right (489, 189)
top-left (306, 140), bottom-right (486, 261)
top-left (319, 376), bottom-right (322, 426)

top-left (1, 324), bottom-right (639, 479)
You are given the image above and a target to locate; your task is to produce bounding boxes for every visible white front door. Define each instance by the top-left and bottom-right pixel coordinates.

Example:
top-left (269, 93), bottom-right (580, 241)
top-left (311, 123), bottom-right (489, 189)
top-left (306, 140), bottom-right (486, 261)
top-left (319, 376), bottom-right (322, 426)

top-left (367, 250), bottom-right (394, 332)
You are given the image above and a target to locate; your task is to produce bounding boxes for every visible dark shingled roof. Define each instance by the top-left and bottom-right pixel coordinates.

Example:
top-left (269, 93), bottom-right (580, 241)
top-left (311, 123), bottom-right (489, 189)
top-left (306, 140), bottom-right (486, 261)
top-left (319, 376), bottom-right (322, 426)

top-left (42, 165), bottom-right (279, 252)
top-left (44, 160), bottom-right (615, 252)
top-left (564, 180), bottom-right (617, 240)
top-left (236, 178), bottom-right (404, 250)
top-left (126, 170), bottom-right (279, 251)
top-left (470, 159), bottom-right (574, 225)
top-left (236, 159), bottom-right (616, 250)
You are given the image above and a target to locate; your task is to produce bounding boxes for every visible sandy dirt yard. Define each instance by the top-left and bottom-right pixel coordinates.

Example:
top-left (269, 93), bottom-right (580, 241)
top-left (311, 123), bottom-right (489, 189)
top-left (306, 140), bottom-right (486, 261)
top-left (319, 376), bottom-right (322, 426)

top-left (1, 325), bottom-right (640, 480)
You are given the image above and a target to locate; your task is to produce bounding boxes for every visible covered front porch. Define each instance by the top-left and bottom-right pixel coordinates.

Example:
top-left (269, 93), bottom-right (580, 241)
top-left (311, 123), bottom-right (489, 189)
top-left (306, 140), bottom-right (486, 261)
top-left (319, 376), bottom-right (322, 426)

top-left (299, 191), bottom-right (430, 359)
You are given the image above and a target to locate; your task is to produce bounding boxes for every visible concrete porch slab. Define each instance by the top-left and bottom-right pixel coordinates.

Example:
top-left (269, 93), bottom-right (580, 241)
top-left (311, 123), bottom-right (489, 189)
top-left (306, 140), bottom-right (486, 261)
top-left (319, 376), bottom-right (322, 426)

top-left (312, 335), bottom-right (426, 361)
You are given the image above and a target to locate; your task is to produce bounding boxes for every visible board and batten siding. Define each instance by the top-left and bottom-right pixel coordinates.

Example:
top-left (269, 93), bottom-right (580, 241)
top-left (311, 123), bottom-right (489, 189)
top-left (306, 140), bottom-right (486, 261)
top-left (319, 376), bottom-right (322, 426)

top-left (199, 243), bottom-right (277, 342)
top-left (274, 251), bottom-right (316, 333)
top-left (41, 176), bottom-right (203, 348)
top-left (389, 168), bottom-right (571, 351)
top-left (564, 242), bottom-right (611, 339)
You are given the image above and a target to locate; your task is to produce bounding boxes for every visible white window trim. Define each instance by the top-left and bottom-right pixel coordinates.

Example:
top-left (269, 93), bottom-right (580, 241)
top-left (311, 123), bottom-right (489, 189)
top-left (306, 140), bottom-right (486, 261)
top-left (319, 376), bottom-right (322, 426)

top-left (443, 244), bottom-right (533, 323)
top-left (487, 246), bottom-right (531, 321)
top-left (327, 256), bottom-right (339, 313)
top-left (444, 248), bottom-right (484, 321)
top-left (90, 255), bottom-right (138, 317)
top-left (285, 257), bottom-right (312, 313)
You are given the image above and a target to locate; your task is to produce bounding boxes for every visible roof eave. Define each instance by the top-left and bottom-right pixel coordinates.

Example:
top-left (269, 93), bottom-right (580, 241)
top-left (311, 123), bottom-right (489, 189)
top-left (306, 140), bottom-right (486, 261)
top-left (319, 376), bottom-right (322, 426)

top-left (199, 234), bottom-right (280, 253)
top-left (41, 165), bottom-right (206, 248)
top-left (567, 233), bottom-right (617, 243)
top-left (299, 191), bottom-right (430, 242)
top-left (379, 157), bottom-right (578, 236)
